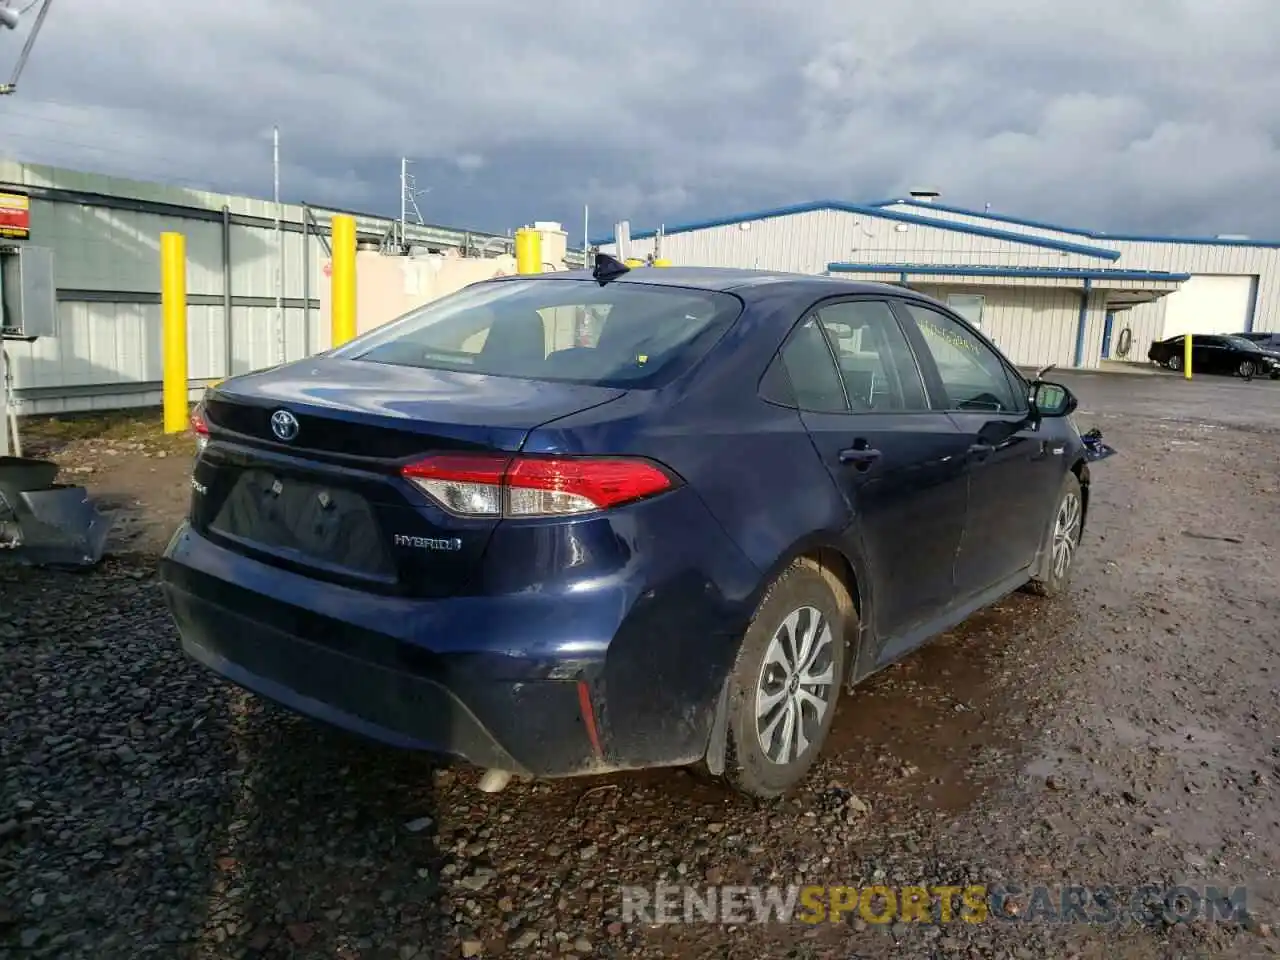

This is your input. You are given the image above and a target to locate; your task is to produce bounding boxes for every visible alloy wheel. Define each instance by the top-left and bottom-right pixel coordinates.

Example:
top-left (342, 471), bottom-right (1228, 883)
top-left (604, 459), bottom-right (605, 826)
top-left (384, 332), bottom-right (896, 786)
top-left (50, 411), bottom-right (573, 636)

top-left (754, 606), bottom-right (836, 765)
top-left (1240, 360), bottom-right (1256, 378)
top-left (1052, 490), bottom-right (1083, 580)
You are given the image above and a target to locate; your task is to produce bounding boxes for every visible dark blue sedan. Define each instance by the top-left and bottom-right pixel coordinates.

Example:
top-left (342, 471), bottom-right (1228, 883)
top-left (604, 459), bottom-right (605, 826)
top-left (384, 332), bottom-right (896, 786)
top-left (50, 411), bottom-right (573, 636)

top-left (160, 259), bottom-right (1095, 799)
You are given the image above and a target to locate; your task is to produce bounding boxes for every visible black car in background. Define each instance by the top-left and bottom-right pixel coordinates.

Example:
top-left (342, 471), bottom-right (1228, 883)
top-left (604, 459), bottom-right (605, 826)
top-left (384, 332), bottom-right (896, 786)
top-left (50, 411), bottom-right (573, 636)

top-left (1148, 334), bottom-right (1280, 380)
top-left (1234, 331), bottom-right (1280, 351)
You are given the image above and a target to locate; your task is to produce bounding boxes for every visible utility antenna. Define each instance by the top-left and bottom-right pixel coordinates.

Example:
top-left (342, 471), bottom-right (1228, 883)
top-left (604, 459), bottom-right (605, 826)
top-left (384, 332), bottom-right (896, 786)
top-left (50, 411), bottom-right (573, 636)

top-left (0, 0), bottom-right (55, 95)
top-left (398, 158), bottom-right (429, 251)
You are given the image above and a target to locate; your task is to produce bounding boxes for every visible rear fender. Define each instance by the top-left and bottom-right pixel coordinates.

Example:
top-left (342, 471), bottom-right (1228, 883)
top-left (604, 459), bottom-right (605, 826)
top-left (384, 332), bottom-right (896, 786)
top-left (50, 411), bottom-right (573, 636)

top-left (703, 531), bottom-right (873, 775)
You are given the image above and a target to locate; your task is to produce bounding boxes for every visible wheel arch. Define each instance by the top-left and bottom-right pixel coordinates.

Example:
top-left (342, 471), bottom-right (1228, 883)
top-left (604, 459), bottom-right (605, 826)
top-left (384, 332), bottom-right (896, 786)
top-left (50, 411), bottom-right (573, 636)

top-left (702, 531), bottom-right (871, 776)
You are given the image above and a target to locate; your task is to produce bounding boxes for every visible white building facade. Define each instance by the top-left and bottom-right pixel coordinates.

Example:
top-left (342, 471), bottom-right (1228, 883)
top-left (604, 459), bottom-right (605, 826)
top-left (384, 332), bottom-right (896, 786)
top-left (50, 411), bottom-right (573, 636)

top-left (597, 197), bottom-right (1280, 371)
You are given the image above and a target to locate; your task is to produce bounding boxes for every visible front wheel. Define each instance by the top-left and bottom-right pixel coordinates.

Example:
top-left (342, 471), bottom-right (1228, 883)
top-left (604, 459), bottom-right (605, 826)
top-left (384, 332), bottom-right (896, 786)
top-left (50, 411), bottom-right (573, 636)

top-left (1168, 354), bottom-right (1183, 372)
top-left (1027, 473), bottom-right (1084, 598)
top-left (722, 558), bottom-right (850, 799)
top-left (1238, 360), bottom-right (1256, 380)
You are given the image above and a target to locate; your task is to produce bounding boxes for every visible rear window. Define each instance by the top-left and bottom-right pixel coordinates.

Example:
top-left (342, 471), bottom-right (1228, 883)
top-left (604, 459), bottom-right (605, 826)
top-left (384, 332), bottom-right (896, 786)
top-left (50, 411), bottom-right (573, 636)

top-left (335, 278), bottom-right (742, 387)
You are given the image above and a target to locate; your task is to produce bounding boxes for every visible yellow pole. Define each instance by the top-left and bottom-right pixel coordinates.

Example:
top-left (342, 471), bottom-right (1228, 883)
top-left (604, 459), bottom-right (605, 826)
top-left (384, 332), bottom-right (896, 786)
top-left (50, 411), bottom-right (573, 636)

top-left (515, 228), bottom-right (542, 275)
top-left (331, 214), bottom-right (357, 347)
top-left (1184, 333), bottom-right (1192, 379)
top-left (160, 232), bottom-right (188, 434)
top-left (652, 258), bottom-right (672, 267)
top-left (624, 258), bottom-right (645, 268)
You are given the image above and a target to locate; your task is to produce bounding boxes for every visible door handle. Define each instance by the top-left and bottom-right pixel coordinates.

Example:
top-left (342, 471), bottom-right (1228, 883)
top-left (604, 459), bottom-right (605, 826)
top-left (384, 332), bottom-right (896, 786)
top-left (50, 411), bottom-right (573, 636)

top-left (967, 442), bottom-right (993, 462)
top-left (838, 446), bottom-right (882, 469)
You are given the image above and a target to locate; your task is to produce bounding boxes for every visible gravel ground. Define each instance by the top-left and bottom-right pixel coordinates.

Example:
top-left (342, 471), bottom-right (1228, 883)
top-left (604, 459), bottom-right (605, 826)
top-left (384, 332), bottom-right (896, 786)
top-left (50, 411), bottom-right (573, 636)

top-left (2, 373), bottom-right (1280, 959)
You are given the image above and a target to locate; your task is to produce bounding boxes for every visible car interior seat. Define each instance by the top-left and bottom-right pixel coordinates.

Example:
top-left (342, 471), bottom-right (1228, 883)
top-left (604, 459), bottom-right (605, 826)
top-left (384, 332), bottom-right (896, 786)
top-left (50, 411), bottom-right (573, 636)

top-left (478, 311), bottom-right (547, 373)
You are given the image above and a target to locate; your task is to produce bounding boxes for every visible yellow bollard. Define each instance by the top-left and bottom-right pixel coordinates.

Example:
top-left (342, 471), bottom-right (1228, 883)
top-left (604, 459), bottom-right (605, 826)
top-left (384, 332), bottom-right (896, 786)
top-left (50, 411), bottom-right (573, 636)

top-left (515, 228), bottom-right (542, 275)
top-left (331, 214), bottom-right (357, 347)
top-left (652, 258), bottom-right (672, 267)
top-left (161, 232), bottom-right (189, 434)
top-left (1184, 333), bottom-right (1192, 380)
top-left (624, 258), bottom-right (645, 268)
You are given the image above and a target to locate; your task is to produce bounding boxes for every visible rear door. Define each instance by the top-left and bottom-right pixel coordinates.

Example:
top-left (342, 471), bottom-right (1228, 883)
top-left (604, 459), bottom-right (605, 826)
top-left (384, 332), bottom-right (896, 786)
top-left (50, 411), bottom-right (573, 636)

top-left (778, 298), bottom-right (970, 650)
top-left (894, 300), bottom-right (1060, 598)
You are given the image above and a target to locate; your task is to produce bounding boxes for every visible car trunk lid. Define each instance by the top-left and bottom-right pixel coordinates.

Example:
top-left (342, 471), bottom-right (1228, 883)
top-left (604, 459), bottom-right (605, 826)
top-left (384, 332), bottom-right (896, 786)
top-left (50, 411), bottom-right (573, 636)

top-left (191, 358), bottom-right (625, 596)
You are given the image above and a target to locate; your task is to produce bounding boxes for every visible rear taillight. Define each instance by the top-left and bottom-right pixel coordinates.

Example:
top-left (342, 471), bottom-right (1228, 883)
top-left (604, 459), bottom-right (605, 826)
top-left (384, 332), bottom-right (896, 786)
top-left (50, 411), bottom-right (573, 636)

top-left (190, 404), bottom-right (210, 453)
top-left (401, 453), bottom-right (677, 518)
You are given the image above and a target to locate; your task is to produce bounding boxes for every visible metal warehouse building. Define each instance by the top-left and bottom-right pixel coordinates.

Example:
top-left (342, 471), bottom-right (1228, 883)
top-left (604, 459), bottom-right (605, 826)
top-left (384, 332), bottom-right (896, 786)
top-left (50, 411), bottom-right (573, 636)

top-left (598, 193), bottom-right (1280, 371)
top-left (0, 159), bottom-right (545, 415)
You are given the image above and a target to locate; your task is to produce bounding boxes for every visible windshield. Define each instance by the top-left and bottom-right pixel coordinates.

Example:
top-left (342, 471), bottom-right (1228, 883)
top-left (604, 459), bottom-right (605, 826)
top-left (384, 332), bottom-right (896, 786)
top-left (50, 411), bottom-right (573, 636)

top-left (1225, 336), bottom-right (1260, 351)
top-left (332, 278), bottom-right (742, 387)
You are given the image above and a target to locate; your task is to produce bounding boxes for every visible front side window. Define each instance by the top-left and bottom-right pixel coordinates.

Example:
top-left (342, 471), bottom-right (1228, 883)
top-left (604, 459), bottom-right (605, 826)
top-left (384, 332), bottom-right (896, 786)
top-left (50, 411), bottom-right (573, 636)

top-left (335, 279), bottom-right (742, 387)
top-left (903, 303), bottom-right (1021, 413)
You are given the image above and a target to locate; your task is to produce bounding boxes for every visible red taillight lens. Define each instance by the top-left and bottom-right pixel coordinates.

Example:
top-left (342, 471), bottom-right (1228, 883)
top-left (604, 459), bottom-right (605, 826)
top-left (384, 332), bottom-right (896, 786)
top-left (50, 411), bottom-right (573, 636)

top-left (401, 453), bottom-right (676, 518)
top-left (190, 404), bottom-right (210, 452)
top-left (190, 408), bottom-right (209, 436)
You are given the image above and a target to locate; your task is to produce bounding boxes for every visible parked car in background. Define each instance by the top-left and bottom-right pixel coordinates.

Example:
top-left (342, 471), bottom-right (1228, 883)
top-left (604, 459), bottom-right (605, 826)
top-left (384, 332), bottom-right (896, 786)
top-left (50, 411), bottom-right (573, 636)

top-left (1148, 334), bottom-right (1280, 379)
top-left (161, 263), bottom-right (1100, 799)
top-left (1234, 331), bottom-right (1280, 352)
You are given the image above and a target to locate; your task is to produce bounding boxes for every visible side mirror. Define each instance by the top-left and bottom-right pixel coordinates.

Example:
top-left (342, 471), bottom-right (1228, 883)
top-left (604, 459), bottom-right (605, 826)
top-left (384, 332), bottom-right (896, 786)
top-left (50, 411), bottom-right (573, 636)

top-left (1030, 380), bottom-right (1077, 418)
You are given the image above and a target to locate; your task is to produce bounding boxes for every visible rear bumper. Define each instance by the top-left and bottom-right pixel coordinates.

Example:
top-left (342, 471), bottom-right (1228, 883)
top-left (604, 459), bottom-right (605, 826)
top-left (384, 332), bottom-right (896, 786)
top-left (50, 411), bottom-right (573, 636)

top-left (160, 520), bottom-right (755, 777)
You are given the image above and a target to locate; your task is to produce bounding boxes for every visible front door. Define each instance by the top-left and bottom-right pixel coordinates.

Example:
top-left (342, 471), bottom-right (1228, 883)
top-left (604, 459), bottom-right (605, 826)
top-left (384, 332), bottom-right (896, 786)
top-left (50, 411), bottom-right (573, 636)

top-left (895, 300), bottom-right (1064, 598)
top-left (778, 299), bottom-right (971, 650)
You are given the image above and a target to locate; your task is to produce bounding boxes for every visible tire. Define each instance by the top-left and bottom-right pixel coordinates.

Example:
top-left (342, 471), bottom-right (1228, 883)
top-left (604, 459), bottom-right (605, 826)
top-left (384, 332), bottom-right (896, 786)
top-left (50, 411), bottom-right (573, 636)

top-left (722, 558), bottom-right (850, 800)
top-left (1168, 354), bottom-right (1183, 372)
top-left (1027, 472), bottom-right (1084, 598)
top-left (1239, 360), bottom-right (1256, 380)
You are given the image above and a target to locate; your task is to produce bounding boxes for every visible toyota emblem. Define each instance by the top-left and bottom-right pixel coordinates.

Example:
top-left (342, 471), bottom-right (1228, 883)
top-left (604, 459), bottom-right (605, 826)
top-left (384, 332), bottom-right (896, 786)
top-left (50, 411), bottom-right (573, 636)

top-left (270, 409), bottom-right (300, 442)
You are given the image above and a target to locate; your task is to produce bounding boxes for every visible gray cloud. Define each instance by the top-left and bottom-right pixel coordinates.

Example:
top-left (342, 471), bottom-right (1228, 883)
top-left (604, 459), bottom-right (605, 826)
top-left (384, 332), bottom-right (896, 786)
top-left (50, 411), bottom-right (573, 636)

top-left (2, 0), bottom-right (1279, 242)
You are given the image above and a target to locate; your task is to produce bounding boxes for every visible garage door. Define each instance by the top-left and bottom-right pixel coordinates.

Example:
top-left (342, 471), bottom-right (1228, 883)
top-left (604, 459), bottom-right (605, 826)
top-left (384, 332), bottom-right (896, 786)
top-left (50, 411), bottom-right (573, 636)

top-left (1161, 274), bottom-right (1258, 339)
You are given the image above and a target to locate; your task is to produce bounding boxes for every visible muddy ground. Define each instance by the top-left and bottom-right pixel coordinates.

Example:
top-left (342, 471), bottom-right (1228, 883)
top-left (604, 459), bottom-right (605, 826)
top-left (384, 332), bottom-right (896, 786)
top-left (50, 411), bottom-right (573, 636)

top-left (2, 370), bottom-right (1279, 959)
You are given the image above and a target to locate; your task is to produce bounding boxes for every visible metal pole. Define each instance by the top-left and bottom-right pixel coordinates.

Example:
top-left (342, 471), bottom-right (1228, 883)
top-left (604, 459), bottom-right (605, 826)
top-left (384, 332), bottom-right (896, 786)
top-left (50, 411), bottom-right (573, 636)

top-left (399, 157), bottom-right (407, 252)
top-left (0, 0), bottom-right (54, 96)
top-left (330, 215), bottom-right (357, 347)
top-left (273, 126), bottom-right (284, 365)
top-left (0, 346), bottom-right (12, 458)
top-left (160, 233), bottom-right (189, 434)
top-left (302, 208), bottom-right (311, 357)
top-left (583, 205), bottom-right (589, 261)
top-left (0, 264), bottom-right (8, 456)
top-left (221, 204), bottom-right (232, 379)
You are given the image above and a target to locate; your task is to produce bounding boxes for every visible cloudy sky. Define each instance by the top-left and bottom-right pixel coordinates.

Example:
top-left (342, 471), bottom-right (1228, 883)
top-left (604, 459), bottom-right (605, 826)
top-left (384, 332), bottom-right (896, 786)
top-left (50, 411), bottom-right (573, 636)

top-left (2, 0), bottom-right (1279, 243)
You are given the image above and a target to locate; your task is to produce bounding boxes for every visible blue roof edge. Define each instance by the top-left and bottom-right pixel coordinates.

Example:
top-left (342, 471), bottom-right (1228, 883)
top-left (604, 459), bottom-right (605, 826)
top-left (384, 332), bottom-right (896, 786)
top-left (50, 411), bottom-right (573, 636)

top-left (827, 262), bottom-right (1192, 282)
top-left (591, 200), bottom-right (1122, 261)
top-left (873, 198), bottom-right (1280, 249)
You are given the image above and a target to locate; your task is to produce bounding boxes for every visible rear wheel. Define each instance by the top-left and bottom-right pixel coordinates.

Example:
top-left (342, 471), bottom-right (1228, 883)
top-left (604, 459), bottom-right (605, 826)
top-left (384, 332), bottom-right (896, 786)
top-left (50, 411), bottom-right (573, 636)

top-left (1027, 473), bottom-right (1084, 598)
top-left (722, 559), bottom-right (849, 800)
top-left (1168, 354), bottom-right (1183, 372)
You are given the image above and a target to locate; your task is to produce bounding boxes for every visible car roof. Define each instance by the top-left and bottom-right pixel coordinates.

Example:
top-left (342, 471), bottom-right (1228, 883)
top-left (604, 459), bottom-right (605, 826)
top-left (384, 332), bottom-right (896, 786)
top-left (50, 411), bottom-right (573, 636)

top-left (506, 266), bottom-right (909, 300)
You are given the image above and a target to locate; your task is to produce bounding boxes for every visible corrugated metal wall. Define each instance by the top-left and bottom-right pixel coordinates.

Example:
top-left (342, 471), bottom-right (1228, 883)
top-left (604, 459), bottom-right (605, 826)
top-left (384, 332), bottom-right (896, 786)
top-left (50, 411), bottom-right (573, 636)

top-left (877, 201), bottom-right (1280, 360)
top-left (607, 202), bottom-right (1279, 371)
top-left (0, 159), bottom-right (542, 415)
top-left (608, 209), bottom-right (1112, 273)
top-left (909, 284), bottom-right (1098, 369)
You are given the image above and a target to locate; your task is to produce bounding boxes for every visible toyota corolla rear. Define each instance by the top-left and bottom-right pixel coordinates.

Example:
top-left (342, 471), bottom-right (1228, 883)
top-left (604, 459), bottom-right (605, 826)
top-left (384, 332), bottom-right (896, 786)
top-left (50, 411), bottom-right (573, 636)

top-left (159, 275), bottom-right (759, 779)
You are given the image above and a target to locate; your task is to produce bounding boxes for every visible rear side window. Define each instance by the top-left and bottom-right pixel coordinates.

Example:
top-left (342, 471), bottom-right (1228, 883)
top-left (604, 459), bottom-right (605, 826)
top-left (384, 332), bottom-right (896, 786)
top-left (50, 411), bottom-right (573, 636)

top-left (774, 316), bottom-right (848, 413)
top-left (337, 278), bottom-right (742, 388)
